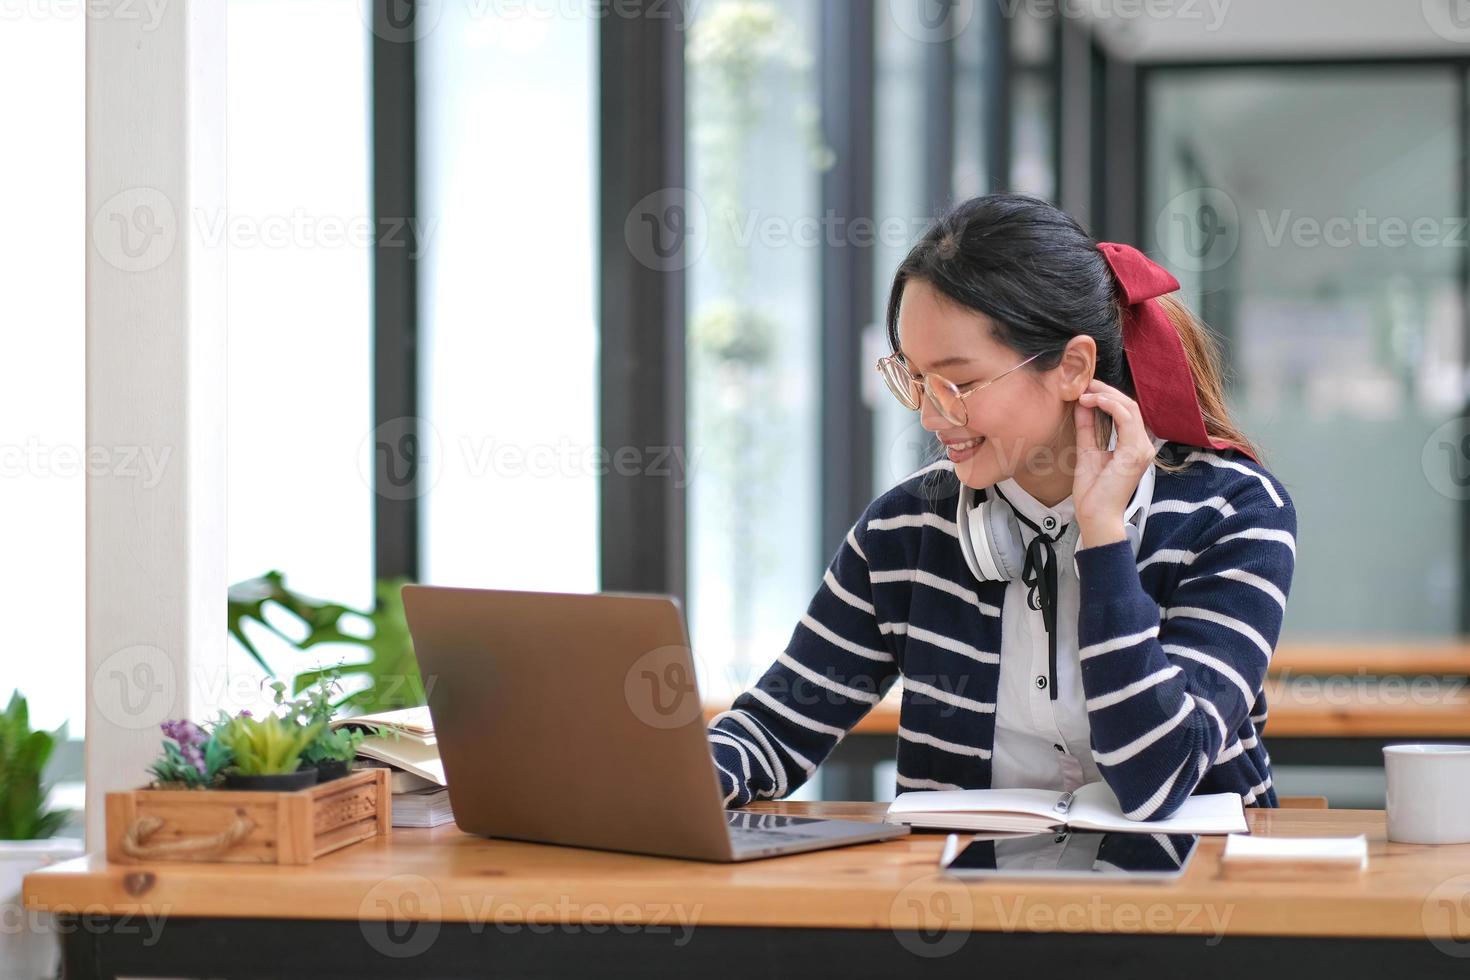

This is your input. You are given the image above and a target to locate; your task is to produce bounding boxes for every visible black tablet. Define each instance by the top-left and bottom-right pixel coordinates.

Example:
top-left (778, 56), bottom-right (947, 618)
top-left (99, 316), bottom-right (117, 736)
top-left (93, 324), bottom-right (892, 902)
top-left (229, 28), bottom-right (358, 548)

top-left (939, 829), bottom-right (1200, 880)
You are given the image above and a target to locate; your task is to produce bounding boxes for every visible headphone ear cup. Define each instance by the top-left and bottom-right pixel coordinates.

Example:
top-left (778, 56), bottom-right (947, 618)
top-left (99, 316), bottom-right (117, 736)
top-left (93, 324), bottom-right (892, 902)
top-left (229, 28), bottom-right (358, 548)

top-left (984, 501), bottom-right (1024, 580)
top-left (957, 489), bottom-right (1028, 584)
top-left (1125, 520), bottom-right (1143, 557)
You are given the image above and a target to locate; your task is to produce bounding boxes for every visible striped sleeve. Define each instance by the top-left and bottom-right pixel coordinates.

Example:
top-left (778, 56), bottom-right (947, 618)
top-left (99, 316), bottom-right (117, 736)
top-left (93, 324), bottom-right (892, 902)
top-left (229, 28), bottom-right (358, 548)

top-left (706, 514), bottom-right (899, 807)
top-left (1074, 483), bottom-right (1296, 821)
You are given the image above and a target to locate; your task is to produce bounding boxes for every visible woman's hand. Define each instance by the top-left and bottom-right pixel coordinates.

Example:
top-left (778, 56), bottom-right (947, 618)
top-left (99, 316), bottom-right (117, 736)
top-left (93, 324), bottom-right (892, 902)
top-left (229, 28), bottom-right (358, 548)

top-left (1073, 380), bottom-right (1157, 547)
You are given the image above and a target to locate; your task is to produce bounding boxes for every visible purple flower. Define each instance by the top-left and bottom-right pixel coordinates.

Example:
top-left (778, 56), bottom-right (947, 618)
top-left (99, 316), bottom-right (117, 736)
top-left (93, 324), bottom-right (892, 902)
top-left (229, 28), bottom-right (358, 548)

top-left (181, 743), bottom-right (206, 777)
top-left (160, 719), bottom-right (207, 748)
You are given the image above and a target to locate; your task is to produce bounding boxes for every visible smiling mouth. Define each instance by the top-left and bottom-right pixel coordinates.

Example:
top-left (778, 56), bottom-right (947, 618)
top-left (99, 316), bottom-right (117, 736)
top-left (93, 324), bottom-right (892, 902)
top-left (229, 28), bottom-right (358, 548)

top-left (944, 436), bottom-right (985, 451)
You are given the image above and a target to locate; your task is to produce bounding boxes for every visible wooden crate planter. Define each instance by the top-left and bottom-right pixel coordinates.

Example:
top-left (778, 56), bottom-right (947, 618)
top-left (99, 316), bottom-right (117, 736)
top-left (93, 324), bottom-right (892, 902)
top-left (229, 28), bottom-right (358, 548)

top-left (105, 767), bottom-right (391, 865)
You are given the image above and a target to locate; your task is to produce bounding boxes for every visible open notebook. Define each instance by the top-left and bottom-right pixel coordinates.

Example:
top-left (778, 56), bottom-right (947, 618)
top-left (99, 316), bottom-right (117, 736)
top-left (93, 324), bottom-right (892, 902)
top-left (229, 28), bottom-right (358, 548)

top-left (331, 706), bottom-right (445, 789)
top-left (885, 780), bottom-right (1248, 835)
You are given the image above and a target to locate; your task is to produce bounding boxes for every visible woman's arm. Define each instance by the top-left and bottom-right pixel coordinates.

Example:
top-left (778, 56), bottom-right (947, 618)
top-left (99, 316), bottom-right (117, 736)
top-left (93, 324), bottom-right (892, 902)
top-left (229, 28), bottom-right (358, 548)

top-left (1074, 481), bottom-right (1296, 820)
top-left (708, 516), bottom-right (900, 806)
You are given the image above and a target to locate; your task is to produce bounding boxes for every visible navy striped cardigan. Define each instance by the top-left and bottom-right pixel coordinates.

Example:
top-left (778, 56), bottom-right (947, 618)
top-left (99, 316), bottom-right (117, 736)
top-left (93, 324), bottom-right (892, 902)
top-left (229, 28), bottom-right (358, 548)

top-left (706, 443), bottom-right (1297, 820)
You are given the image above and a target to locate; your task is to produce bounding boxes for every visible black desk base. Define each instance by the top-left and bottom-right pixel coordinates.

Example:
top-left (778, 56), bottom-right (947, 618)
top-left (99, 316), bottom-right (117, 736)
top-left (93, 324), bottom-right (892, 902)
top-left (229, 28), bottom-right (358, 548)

top-left (55, 914), bottom-right (1470, 979)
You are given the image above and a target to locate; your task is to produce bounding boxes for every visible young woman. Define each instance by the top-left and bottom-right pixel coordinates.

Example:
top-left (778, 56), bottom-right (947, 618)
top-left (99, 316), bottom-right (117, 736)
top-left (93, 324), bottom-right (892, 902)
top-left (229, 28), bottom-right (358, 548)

top-left (706, 194), bottom-right (1296, 820)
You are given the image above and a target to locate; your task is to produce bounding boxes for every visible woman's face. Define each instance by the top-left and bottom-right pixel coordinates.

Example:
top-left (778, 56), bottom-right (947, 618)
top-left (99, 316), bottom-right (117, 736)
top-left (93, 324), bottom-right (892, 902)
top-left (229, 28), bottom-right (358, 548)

top-left (895, 278), bottom-right (1094, 495)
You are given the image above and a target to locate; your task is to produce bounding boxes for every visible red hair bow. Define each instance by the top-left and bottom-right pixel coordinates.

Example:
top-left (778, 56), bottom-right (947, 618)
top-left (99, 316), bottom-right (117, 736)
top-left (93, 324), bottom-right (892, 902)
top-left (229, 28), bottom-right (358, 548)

top-left (1095, 241), bottom-right (1258, 464)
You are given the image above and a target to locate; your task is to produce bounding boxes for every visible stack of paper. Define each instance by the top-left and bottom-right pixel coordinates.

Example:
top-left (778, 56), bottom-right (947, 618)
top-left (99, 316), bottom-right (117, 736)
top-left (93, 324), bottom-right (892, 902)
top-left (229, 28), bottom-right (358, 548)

top-left (1221, 833), bottom-right (1367, 873)
top-left (391, 786), bottom-right (455, 829)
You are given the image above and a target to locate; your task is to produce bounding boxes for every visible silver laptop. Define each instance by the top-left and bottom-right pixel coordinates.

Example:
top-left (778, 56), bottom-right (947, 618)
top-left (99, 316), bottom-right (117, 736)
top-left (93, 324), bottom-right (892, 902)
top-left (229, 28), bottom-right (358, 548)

top-left (401, 585), bottom-right (909, 862)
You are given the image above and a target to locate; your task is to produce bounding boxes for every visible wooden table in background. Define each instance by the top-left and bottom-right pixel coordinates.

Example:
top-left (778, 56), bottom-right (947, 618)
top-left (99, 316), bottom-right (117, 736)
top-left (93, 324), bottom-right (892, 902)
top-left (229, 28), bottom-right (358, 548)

top-left (704, 643), bottom-right (1470, 798)
top-left (23, 803), bottom-right (1470, 978)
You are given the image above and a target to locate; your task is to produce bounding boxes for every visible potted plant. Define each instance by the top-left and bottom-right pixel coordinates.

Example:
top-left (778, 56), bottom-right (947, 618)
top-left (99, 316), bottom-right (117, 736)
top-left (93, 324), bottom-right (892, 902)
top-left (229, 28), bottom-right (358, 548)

top-left (114, 678), bottom-right (391, 866)
top-left (270, 674), bottom-right (372, 784)
top-left (0, 691), bottom-right (81, 980)
top-left (213, 713), bottom-right (323, 791)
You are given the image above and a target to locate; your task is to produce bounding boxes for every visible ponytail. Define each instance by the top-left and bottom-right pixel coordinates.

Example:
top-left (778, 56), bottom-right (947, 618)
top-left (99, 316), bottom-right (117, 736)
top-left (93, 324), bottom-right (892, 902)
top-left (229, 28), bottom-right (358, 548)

top-left (1150, 294), bottom-right (1264, 472)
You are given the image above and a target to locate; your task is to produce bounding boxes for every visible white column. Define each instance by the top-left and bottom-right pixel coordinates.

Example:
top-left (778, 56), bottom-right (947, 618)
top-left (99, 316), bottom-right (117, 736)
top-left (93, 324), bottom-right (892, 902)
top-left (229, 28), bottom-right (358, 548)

top-left (84, 0), bottom-right (227, 847)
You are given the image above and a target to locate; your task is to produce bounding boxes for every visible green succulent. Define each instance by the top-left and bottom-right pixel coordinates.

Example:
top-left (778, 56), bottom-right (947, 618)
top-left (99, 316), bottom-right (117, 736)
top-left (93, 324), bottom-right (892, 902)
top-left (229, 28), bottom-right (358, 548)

top-left (214, 714), bottom-right (323, 777)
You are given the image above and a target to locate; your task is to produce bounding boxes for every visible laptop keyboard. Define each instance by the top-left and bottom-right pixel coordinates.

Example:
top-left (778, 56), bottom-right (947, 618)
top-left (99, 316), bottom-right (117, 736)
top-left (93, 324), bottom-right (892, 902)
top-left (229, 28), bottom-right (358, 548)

top-left (724, 812), bottom-right (828, 846)
top-left (727, 827), bottom-right (824, 845)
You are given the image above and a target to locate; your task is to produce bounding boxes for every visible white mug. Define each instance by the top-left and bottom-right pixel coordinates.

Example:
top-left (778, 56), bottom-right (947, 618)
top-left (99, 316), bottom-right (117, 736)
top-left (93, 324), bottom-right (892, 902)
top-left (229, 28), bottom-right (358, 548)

top-left (1383, 744), bottom-right (1470, 844)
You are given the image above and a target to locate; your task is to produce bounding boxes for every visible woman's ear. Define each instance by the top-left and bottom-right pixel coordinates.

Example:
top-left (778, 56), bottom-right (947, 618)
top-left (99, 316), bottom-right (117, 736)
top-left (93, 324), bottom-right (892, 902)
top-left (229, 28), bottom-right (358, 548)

top-left (1057, 335), bottom-right (1097, 400)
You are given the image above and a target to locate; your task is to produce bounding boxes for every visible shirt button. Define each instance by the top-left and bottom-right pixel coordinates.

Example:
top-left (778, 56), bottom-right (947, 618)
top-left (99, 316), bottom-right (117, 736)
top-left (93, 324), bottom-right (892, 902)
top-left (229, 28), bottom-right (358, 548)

top-left (1042, 516), bottom-right (1057, 531)
top-left (1034, 675), bottom-right (1048, 690)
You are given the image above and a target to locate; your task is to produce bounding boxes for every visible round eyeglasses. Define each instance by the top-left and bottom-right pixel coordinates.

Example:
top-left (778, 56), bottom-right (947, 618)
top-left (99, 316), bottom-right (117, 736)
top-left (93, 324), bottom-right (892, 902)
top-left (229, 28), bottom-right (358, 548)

top-left (875, 351), bottom-right (1044, 427)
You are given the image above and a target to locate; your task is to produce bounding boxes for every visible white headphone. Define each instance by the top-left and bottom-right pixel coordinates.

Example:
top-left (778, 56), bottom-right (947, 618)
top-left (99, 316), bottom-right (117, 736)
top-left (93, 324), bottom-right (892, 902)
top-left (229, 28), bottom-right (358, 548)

top-left (955, 428), bottom-right (1163, 584)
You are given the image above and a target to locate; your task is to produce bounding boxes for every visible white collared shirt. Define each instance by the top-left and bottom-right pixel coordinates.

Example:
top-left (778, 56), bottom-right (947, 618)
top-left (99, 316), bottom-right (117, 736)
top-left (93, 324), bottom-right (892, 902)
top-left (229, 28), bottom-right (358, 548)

top-left (988, 435), bottom-right (1164, 792)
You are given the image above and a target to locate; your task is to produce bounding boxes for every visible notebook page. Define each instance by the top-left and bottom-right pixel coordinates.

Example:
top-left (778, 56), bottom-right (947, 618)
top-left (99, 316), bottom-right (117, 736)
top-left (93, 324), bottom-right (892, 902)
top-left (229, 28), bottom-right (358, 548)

top-left (1067, 780), bottom-right (1247, 834)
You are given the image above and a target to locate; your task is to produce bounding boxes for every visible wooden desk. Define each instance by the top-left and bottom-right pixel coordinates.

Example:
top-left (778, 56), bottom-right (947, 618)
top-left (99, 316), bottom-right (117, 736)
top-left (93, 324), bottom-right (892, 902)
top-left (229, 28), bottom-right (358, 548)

top-left (23, 804), bottom-right (1470, 978)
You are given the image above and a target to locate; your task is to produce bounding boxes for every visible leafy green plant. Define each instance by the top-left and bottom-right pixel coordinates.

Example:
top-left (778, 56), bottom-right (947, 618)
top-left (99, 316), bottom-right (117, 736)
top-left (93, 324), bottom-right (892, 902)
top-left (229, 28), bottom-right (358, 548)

top-left (0, 692), bottom-right (66, 840)
top-left (214, 714), bottom-right (323, 777)
top-left (270, 673), bottom-right (374, 765)
top-left (228, 571), bottom-right (424, 715)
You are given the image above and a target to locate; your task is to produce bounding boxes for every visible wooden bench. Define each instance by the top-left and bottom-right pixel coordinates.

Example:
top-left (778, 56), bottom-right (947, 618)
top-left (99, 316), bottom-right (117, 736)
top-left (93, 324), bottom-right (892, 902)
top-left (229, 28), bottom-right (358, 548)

top-left (701, 643), bottom-right (1470, 799)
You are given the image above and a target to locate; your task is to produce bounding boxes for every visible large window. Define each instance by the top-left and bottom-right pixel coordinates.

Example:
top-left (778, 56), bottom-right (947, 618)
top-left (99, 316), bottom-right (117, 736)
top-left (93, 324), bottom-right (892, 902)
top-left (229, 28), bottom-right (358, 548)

top-left (225, 0), bottom-right (376, 693)
top-left (0, 10), bottom-right (84, 735)
top-left (419, 2), bottom-right (600, 594)
top-left (1147, 66), bottom-right (1465, 637)
top-left (685, 0), bottom-right (825, 697)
